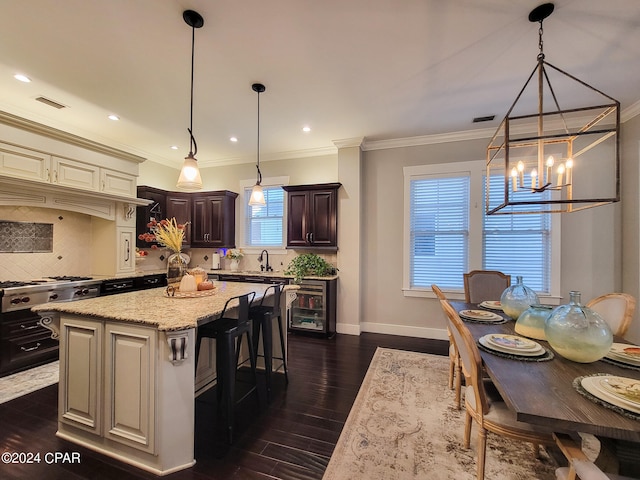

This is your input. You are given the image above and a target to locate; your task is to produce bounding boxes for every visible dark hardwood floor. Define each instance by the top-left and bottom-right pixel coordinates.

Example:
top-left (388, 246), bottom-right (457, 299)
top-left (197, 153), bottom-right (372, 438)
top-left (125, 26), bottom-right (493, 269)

top-left (0, 332), bottom-right (447, 480)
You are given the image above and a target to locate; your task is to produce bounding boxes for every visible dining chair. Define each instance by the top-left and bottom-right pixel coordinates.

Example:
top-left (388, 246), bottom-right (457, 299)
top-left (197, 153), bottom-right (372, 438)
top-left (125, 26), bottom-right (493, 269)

top-left (439, 299), bottom-right (555, 480)
top-left (432, 284), bottom-right (463, 409)
top-left (463, 270), bottom-right (511, 304)
top-left (553, 433), bottom-right (638, 480)
top-left (586, 293), bottom-right (636, 337)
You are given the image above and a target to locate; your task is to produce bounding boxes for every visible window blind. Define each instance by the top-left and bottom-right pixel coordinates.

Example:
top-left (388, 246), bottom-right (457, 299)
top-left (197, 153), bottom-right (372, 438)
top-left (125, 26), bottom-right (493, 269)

top-left (244, 186), bottom-right (284, 247)
top-left (483, 174), bottom-right (551, 292)
top-left (410, 175), bottom-right (469, 289)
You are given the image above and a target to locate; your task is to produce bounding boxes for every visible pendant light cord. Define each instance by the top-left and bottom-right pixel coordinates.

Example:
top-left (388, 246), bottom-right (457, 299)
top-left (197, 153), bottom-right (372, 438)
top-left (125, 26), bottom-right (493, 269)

top-left (188, 22), bottom-right (197, 157)
top-left (256, 88), bottom-right (262, 185)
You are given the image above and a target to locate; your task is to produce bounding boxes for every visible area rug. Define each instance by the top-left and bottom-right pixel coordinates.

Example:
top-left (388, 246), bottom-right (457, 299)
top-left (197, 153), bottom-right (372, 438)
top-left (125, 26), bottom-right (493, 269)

top-left (0, 361), bottom-right (59, 404)
top-left (323, 348), bottom-right (558, 480)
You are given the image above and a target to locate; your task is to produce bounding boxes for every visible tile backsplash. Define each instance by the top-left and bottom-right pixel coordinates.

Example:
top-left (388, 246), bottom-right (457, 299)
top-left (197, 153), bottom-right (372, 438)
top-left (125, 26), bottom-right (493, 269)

top-left (0, 221), bottom-right (53, 252)
top-left (0, 206), bottom-right (92, 280)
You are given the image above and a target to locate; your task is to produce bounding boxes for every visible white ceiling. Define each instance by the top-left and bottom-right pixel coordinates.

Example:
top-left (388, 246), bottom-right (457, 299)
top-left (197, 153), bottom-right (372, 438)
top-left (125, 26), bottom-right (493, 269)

top-left (0, 0), bottom-right (639, 169)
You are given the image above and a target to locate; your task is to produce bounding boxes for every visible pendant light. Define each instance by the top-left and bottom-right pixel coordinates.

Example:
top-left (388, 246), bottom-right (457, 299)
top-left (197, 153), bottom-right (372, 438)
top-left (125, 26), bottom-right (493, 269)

top-left (486, 3), bottom-right (620, 215)
top-left (176, 10), bottom-right (204, 191)
top-left (249, 83), bottom-right (267, 206)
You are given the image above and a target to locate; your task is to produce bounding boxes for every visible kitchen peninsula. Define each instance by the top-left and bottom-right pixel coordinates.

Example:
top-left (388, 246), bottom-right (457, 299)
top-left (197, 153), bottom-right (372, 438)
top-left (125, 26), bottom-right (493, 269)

top-left (32, 281), bottom-right (272, 476)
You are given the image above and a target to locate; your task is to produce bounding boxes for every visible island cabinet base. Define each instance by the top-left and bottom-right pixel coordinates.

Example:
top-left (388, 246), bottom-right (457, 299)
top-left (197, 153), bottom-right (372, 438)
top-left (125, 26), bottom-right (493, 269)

top-left (57, 314), bottom-right (196, 476)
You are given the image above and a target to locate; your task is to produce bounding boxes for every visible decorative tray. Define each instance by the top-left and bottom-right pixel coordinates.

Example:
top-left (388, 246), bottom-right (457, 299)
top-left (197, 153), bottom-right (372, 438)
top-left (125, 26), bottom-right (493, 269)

top-left (164, 286), bottom-right (216, 298)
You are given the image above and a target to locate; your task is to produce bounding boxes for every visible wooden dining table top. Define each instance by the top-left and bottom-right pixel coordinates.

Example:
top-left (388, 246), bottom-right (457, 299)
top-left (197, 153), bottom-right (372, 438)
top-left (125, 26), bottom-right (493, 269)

top-left (449, 301), bottom-right (640, 443)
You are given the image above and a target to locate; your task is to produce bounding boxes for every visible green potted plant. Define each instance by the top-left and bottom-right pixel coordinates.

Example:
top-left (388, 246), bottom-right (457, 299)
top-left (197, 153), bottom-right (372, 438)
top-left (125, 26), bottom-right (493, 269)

top-left (284, 253), bottom-right (336, 283)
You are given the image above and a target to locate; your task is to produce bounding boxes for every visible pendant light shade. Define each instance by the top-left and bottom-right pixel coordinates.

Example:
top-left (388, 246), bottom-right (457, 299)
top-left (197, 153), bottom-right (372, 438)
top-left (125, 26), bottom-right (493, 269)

top-left (248, 83), bottom-right (266, 206)
top-left (176, 10), bottom-right (204, 191)
top-left (485, 3), bottom-right (620, 215)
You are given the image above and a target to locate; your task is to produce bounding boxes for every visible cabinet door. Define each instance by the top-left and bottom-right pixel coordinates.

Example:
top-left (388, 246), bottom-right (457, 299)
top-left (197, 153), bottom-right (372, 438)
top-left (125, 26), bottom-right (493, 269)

top-left (166, 194), bottom-right (191, 245)
top-left (136, 187), bottom-right (166, 248)
top-left (59, 317), bottom-right (103, 435)
top-left (101, 169), bottom-right (136, 197)
top-left (309, 190), bottom-right (337, 247)
top-left (52, 157), bottom-right (100, 191)
top-left (286, 191), bottom-right (309, 247)
top-left (191, 196), bottom-right (215, 246)
top-left (117, 227), bottom-right (135, 273)
top-left (0, 142), bottom-right (51, 182)
top-left (104, 323), bottom-right (156, 454)
top-left (192, 193), bottom-right (235, 247)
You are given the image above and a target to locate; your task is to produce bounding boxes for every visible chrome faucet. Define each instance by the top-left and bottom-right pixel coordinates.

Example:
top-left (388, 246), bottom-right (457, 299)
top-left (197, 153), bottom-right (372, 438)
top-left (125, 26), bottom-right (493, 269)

top-left (258, 250), bottom-right (272, 272)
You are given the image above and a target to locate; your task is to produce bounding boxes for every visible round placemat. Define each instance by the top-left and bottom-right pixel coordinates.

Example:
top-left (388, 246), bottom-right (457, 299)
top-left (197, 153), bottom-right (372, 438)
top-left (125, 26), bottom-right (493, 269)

top-left (573, 374), bottom-right (640, 421)
top-left (477, 341), bottom-right (554, 362)
top-left (601, 357), bottom-right (640, 372)
top-left (462, 316), bottom-right (508, 325)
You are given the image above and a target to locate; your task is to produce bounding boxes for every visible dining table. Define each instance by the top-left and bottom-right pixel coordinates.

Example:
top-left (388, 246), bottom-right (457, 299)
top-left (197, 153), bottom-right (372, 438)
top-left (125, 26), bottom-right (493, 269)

top-left (449, 300), bottom-right (640, 476)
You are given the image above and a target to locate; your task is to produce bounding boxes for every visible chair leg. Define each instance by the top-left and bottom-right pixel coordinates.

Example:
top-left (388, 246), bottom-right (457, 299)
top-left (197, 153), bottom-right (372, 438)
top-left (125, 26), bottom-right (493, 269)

top-left (477, 428), bottom-right (487, 480)
top-left (464, 411), bottom-right (472, 449)
top-left (262, 313), bottom-right (273, 399)
top-left (455, 360), bottom-right (463, 410)
top-left (449, 356), bottom-right (455, 390)
top-left (217, 334), bottom-right (236, 444)
top-left (275, 314), bottom-right (289, 384)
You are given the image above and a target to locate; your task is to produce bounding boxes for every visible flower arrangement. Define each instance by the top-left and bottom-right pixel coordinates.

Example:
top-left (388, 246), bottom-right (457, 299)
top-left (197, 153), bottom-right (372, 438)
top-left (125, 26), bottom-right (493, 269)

top-left (138, 217), bottom-right (188, 253)
top-left (225, 248), bottom-right (244, 260)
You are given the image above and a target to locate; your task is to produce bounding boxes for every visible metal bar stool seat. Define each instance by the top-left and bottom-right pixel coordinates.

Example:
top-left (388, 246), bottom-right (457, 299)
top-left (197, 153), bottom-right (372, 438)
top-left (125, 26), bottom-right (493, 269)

top-left (195, 291), bottom-right (257, 444)
top-left (249, 283), bottom-right (288, 399)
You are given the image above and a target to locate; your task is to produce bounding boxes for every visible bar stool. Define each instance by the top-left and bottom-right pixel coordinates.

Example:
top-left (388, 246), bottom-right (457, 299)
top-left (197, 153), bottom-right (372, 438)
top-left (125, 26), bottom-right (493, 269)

top-left (195, 291), bottom-right (257, 444)
top-left (249, 283), bottom-right (288, 399)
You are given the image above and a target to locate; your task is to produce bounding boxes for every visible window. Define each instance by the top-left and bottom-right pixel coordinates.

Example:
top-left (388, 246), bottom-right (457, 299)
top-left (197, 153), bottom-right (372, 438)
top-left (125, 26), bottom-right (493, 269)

top-left (240, 176), bottom-right (288, 249)
top-left (403, 161), bottom-right (559, 297)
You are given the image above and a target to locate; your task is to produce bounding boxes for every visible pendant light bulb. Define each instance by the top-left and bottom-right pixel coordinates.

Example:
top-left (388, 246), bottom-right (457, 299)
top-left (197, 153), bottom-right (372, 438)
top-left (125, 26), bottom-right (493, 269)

top-left (248, 83), bottom-right (267, 206)
top-left (176, 10), bottom-right (204, 191)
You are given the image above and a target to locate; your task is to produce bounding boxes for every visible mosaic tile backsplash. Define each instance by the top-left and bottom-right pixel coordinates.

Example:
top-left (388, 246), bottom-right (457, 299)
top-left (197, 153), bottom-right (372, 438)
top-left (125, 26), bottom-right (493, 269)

top-left (0, 221), bottom-right (53, 252)
top-left (0, 206), bottom-right (93, 281)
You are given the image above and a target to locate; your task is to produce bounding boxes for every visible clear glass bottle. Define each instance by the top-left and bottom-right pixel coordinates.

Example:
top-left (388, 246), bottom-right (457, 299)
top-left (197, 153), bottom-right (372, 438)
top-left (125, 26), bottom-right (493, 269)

top-left (500, 276), bottom-right (540, 320)
top-left (167, 252), bottom-right (188, 285)
top-left (544, 291), bottom-right (613, 363)
top-left (515, 304), bottom-right (553, 340)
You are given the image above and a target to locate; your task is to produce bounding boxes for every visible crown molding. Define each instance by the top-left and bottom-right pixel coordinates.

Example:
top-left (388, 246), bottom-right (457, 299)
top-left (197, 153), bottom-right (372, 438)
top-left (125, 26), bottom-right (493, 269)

top-left (333, 137), bottom-right (364, 149)
top-left (0, 110), bottom-right (147, 164)
top-left (622, 100), bottom-right (640, 123)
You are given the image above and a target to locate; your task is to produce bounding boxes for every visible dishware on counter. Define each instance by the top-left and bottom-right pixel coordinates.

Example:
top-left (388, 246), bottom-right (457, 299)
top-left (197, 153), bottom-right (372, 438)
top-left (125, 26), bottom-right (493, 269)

top-left (500, 276), bottom-right (539, 320)
top-left (545, 291), bottom-right (613, 363)
top-left (479, 300), bottom-right (503, 310)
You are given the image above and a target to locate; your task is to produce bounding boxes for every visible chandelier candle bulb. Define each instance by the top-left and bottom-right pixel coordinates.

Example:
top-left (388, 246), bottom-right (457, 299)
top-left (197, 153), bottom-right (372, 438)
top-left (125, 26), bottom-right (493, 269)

top-left (566, 158), bottom-right (573, 185)
top-left (545, 156), bottom-right (554, 184)
top-left (531, 168), bottom-right (537, 189)
top-left (557, 163), bottom-right (565, 187)
top-left (511, 167), bottom-right (518, 192)
top-left (517, 161), bottom-right (525, 188)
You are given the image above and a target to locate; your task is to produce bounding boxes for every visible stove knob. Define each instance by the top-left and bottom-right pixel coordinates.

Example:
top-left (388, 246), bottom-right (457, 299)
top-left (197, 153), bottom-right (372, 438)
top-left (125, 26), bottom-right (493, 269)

top-left (82, 289), bottom-right (89, 295)
top-left (11, 298), bottom-right (22, 305)
top-left (21, 297), bottom-right (30, 303)
top-left (50, 293), bottom-right (59, 300)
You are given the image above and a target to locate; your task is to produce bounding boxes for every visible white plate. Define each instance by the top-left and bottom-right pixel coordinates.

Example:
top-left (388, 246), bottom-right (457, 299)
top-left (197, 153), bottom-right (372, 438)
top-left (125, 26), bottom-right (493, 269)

top-left (459, 309), bottom-right (504, 322)
top-left (598, 376), bottom-right (640, 406)
top-left (487, 334), bottom-right (541, 351)
top-left (479, 300), bottom-right (503, 311)
top-left (581, 376), bottom-right (640, 415)
top-left (479, 335), bottom-right (545, 356)
top-left (608, 343), bottom-right (640, 366)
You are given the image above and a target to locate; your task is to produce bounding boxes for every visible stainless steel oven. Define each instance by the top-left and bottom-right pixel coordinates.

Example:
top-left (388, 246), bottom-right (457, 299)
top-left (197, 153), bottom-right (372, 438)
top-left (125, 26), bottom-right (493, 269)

top-left (0, 277), bottom-right (101, 377)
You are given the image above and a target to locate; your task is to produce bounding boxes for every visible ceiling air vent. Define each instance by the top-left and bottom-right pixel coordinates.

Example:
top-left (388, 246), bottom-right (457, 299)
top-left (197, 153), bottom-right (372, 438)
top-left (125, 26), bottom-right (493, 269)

top-left (473, 115), bottom-right (495, 123)
top-left (35, 96), bottom-right (67, 109)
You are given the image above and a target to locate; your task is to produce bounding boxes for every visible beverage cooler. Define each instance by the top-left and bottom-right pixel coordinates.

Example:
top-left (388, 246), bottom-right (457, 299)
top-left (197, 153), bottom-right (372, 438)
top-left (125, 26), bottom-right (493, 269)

top-left (289, 279), bottom-right (336, 337)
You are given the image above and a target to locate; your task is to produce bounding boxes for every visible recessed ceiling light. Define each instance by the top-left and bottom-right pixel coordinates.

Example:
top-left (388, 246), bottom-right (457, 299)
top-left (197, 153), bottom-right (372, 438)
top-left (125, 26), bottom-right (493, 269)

top-left (302, 126), bottom-right (311, 133)
top-left (108, 114), bottom-right (120, 121)
top-left (14, 74), bottom-right (31, 83)
top-left (230, 136), bottom-right (238, 142)
top-left (170, 145), bottom-right (179, 150)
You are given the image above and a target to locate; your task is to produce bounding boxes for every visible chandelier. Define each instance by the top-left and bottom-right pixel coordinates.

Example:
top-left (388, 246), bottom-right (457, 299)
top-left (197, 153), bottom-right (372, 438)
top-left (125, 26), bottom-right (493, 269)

top-left (485, 3), bottom-right (620, 215)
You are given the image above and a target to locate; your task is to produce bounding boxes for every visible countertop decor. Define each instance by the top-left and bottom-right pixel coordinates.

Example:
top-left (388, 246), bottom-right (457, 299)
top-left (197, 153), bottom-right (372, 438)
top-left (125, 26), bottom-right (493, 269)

top-left (284, 253), bottom-right (337, 283)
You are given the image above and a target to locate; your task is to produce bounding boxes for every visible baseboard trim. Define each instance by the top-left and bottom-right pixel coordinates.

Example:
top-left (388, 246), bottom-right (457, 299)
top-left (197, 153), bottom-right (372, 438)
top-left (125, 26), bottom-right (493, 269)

top-left (336, 322), bottom-right (448, 340)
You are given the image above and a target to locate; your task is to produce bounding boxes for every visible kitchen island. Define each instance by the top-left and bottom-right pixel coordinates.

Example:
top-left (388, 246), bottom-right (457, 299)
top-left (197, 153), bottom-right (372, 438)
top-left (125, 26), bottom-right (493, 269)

top-left (32, 281), bottom-right (276, 476)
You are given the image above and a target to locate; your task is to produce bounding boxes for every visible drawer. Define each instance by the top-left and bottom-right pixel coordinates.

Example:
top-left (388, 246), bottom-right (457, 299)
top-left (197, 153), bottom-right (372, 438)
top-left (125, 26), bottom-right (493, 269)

top-left (2, 312), bottom-right (47, 339)
top-left (1, 330), bottom-right (58, 375)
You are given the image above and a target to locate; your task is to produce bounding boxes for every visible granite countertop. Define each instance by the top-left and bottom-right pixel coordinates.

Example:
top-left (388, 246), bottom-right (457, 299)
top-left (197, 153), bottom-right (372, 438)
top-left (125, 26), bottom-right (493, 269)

top-left (32, 281), bottom-right (293, 332)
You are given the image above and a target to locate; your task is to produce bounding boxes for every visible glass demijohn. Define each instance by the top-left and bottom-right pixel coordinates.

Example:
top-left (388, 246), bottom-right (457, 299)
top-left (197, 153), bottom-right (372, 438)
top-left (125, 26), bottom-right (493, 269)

top-left (500, 275), bottom-right (540, 320)
top-left (544, 291), bottom-right (613, 363)
top-left (515, 304), bottom-right (553, 340)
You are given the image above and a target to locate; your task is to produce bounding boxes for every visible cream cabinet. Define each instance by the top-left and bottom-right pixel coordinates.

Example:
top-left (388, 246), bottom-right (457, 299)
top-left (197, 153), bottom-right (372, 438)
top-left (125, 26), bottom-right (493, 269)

top-left (58, 317), bottom-right (103, 435)
top-left (116, 227), bottom-right (135, 272)
top-left (101, 168), bottom-right (136, 197)
top-left (58, 317), bottom-right (156, 454)
top-left (52, 156), bottom-right (100, 191)
top-left (0, 142), bottom-right (51, 182)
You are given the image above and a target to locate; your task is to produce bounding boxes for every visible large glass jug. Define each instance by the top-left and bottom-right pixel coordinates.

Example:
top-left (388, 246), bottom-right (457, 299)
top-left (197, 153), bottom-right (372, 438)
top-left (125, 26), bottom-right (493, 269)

top-left (515, 304), bottom-right (553, 340)
top-left (544, 291), bottom-right (613, 363)
top-left (500, 276), bottom-right (539, 320)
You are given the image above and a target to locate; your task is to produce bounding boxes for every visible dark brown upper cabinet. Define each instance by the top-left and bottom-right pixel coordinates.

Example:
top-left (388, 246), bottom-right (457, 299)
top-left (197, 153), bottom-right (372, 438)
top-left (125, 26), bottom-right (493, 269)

top-left (165, 192), bottom-right (192, 247)
top-left (136, 186), bottom-right (167, 248)
top-left (191, 191), bottom-right (238, 248)
top-left (282, 183), bottom-right (341, 250)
